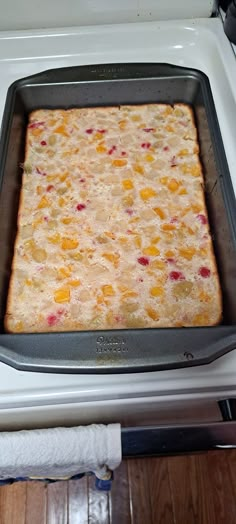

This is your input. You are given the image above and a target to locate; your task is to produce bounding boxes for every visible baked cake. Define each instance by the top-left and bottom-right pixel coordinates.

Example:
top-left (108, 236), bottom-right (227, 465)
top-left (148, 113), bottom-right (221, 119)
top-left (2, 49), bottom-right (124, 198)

top-left (5, 104), bottom-right (222, 332)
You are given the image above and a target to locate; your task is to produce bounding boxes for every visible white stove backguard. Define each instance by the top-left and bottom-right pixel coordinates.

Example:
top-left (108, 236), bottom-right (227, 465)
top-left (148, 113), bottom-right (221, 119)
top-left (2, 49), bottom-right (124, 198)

top-left (0, 0), bottom-right (215, 31)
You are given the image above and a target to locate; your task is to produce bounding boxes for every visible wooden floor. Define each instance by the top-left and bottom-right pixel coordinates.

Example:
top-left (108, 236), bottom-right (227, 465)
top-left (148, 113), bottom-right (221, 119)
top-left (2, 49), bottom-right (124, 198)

top-left (1, 451), bottom-right (236, 523)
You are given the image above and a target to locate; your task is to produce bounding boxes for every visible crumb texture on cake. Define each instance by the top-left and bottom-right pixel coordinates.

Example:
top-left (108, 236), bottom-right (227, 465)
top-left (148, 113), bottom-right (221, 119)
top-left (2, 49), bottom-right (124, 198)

top-left (5, 104), bottom-right (222, 332)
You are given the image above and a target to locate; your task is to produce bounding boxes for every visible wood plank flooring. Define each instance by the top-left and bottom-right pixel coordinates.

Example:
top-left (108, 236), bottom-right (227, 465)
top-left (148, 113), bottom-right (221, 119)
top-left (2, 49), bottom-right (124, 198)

top-left (0, 451), bottom-right (236, 524)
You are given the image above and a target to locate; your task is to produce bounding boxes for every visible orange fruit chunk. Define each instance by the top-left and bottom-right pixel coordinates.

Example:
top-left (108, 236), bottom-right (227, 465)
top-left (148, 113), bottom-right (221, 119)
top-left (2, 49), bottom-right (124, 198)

top-left (54, 125), bottom-right (69, 137)
top-left (163, 106), bottom-right (173, 116)
top-left (54, 287), bottom-right (71, 303)
top-left (96, 144), bottom-right (107, 153)
top-left (68, 280), bottom-right (81, 287)
top-left (179, 187), bottom-right (187, 195)
top-left (191, 165), bottom-right (201, 177)
top-left (102, 285), bottom-right (115, 297)
top-left (15, 321), bottom-right (24, 332)
top-left (36, 186), bottom-right (43, 195)
top-left (193, 313), bottom-right (209, 326)
top-left (153, 207), bottom-right (165, 219)
top-left (179, 247), bottom-right (196, 260)
top-left (168, 179), bottom-right (179, 192)
top-left (150, 260), bottom-right (165, 270)
top-left (61, 217), bottom-right (72, 225)
top-left (140, 187), bottom-right (157, 201)
top-left (59, 197), bottom-right (66, 207)
top-left (121, 290), bottom-right (138, 300)
top-left (177, 149), bottom-right (189, 157)
top-left (150, 286), bottom-right (164, 297)
top-left (165, 250), bottom-right (174, 258)
top-left (61, 238), bottom-right (79, 250)
top-left (192, 203), bottom-right (202, 213)
top-left (161, 224), bottom-right (176, 231)
top-left (57, 266), bottom-right (72, 279)
top-left (122, 179), bottom-right (134, 190)
top-left (160, 176), bottom-right (168, 185)
top-left (165, 125), bottom-right (174, 132)
top-left (146, 307), bottom-right (159, 321)
top-left (143, 246), bottom-right (160, 256)
top-left (102, 253), bottom-right (120, 267)
top-left (144, 154), bottom-right (155, 163)
top-left (151, 236), bottom-right (161, 244)
top-left (134, 236), bottom-right (142, 248)
top-left (134, 164), bottom-right (144, 175)
top-left (94, 133), bottom-right (104, 141)
top-left (48, 233), bottom-right (61, 244)
top-left (118, 120), bottom-right (127, 129)
top-left (112, 159), bottom-right (127, 167)
top-left (37, 196), bottom-right (49, 209)
top-left (131, 115), bottom-right (141, 122)
top-left (199, 291), bottom-right (211, 302)
top-left (60, 173), bottom-right (68, 182)
top-left (31, 128), bottom-right (42, 136)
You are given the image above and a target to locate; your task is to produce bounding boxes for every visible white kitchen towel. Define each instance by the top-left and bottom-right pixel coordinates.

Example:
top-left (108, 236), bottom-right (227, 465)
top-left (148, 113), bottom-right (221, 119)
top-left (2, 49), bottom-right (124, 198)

top-left (0, 423), bottom-right (121, 480)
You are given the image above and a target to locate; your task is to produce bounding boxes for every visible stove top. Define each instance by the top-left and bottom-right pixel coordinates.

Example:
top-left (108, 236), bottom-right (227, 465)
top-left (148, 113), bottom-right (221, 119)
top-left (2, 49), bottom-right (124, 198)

top-left (0, 16), bottom-right (235, 410)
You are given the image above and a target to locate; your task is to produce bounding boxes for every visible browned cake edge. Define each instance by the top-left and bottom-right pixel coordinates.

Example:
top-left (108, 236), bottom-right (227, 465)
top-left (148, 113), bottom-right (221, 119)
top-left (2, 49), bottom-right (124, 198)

top-left (179, 103), bottom-right (222, 325)
top-left (4, 122), bottom-right (32, 332)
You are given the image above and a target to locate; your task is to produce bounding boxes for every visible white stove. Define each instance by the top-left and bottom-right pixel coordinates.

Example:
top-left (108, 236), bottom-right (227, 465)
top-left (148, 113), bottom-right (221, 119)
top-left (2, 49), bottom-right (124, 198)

top-left (0, 1), bottom-right (235, 435)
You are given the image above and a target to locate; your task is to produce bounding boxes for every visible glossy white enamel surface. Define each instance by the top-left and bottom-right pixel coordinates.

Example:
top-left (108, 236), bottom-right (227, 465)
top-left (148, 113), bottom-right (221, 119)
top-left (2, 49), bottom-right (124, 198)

top-left (0, 0), bottom-right (215, 31)
top-left (0, 17), bottom-right (235, 417)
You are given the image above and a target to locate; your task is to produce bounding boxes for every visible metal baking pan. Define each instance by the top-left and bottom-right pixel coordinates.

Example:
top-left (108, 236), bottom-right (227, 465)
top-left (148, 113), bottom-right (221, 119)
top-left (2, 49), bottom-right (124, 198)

top-left (0, 62), bottom-right (235, 374)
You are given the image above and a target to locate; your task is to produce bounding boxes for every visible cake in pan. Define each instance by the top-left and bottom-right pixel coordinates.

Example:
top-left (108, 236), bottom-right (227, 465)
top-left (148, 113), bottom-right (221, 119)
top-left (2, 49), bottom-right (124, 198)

top-left (5, 104), bottom-right (222, 332)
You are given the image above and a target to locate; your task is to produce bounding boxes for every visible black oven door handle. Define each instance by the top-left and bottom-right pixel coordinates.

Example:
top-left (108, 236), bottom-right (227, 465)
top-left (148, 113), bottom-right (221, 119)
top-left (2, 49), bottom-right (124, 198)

top-left (121, 421), bottom-right (236, 457)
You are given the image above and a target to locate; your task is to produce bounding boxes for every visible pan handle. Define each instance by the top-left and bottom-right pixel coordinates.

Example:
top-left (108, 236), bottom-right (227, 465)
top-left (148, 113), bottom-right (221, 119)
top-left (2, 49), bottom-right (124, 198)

top-left (0, 326), bottom-right (234, 373)
top-left (13, 62), bottom-right (205, 86)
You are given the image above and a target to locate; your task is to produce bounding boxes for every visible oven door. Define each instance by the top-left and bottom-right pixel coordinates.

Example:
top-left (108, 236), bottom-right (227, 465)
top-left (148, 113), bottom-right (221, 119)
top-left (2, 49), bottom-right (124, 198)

top-left (122, 400), bottom-right (236, 456)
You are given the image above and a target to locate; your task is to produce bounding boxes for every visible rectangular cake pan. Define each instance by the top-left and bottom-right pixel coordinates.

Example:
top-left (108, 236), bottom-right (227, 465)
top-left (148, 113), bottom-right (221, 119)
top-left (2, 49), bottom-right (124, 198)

top-left (0, 62), bottom-right (235, 374)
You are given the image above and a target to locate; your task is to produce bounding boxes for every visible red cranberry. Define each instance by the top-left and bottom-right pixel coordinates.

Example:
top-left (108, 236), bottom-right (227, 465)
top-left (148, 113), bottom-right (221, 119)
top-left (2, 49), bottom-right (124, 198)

top-left (197, 214), bottom-right (207, 225)
top-left (85, 128), bottom-right (93, 134)
top-left (36, 167), bottom-right (46, 176)
top-left (138, 257), bottom-right (149, 266)
top-left (141, 142), bottom-right (151, 149)
top-left (40, 140), bottom-right (47, 146)
top-left (198, 267), bottom-right (211, 278)
top-left (47, 314), bottom-right (57, 327)
top-left (143, 128), bottom-right (155, 132)
top-left (108, 145), bottom-right (117, 155)
top-left (28, 121), bottom-right (45, 129)
top-left (76, 203), bottom-right (86, 211)
top-left (169, 271), bottom-right (185, 281)
top-left (115, 315), bottom-right (123, 323)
